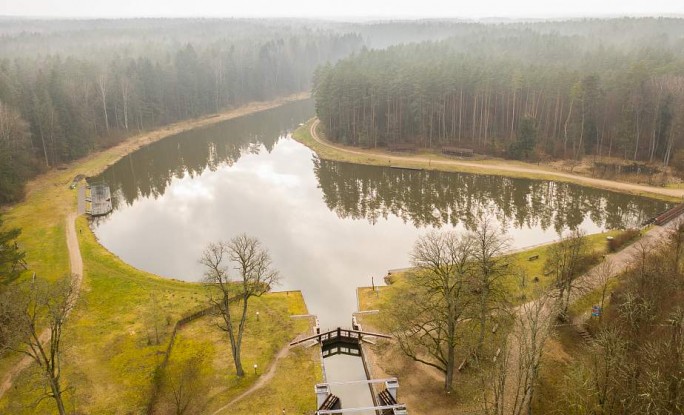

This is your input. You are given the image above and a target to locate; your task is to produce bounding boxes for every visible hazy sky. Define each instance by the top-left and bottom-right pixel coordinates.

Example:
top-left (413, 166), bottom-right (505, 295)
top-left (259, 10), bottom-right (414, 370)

top-left (2, 0), bottom-right (683, 19)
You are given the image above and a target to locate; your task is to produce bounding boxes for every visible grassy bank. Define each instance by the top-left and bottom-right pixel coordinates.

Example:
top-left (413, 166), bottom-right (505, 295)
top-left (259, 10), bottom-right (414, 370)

top-left (293, 119), bottom-right (683, 203)
top-left (157, 292), bottom-right (320, 415)
top-left (0, 93), bottom-right (316, 414)
top-left (0, 217), bottom-right (317, 414)
top-left (359, 230), bottom-right (621, 316)
top-left (354, 231), bottom-right (621, 414)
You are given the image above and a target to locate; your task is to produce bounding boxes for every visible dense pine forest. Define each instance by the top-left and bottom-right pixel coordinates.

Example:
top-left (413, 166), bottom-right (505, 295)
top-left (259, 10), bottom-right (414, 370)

top-left (4, 18), bottom-right (684, 204)
top-left (0, 19), bottom-right (363, 204)
top-left (313, 18), bottom-right (684, 168)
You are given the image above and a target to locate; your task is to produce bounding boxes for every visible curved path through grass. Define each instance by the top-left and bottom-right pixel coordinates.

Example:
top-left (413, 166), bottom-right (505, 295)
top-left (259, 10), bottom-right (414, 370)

top-left (0, 93), bottom-right (311, 410)
top-left (210, 345), bottom-right (291, 415)
top-left (0, 212), bottom-right (83, 399)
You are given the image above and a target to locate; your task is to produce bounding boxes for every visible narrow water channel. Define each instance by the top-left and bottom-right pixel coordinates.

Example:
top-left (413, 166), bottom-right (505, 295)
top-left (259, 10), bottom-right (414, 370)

top-left (91, 99), bottom-right (669, 410)
top-left (325, 354), bottom-right (376, 411)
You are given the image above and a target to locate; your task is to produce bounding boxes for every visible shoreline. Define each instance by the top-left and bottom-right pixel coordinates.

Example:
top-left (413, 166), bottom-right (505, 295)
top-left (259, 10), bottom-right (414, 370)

top-left (0, 93), bottom-right (316, 413)
top-left (21, 91), bottom-right (311, 203)
top-left (293, 118), bottom-right (684, 203)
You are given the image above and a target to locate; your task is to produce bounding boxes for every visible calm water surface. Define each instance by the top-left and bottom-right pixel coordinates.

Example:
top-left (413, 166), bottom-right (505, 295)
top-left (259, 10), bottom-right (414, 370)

top-left (93, 99), bottom-right (669, 328)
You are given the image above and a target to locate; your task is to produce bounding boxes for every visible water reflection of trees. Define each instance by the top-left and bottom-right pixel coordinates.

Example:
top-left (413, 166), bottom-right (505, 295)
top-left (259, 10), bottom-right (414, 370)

top-left (313, 159), bottom-right (669, 233)
top-left (98, 100), bottom-right (314, 207)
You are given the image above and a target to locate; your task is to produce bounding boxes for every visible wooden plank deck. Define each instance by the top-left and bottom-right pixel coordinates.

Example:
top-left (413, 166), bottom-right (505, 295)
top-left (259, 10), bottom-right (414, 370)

top-left (86, 183), bottom-right (113, 217)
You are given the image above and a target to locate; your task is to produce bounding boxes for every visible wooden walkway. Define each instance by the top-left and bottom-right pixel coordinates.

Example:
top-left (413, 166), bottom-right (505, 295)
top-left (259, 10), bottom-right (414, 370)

top-left (290, 327), bottom-right (391, 348)
top-left (654, 203), bottom-right (684, 226)
top-left (86, 183), bottom-right (113, 217)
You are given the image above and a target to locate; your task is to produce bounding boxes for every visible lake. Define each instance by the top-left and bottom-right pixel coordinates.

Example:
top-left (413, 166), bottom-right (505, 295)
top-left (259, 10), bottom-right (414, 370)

top-left (92, 99), bottom-right (669, 328)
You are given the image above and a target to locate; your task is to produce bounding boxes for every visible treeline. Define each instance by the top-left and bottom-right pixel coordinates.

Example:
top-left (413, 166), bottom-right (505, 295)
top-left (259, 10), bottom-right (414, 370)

top-left (5, 17), bottom-right (684, 204)
top-left (313, 20), bottom-right (684, 166)
top-left (0, 19), bottom-right (362, 203)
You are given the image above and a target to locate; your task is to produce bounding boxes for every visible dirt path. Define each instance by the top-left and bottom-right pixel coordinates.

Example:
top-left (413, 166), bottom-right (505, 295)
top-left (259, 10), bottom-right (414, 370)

top-left (0, 212), bottom-right (83, 399)
top-left (308, 119), bottom-right (684, 200)
top-left (572, 220), bottom-right (675, 298)
top-left (501, 215), bottom-right (682, 411)
top-left (66, 212), bottom-right (84, 292)
top-left (210, 346), bottom-right (290, 415)
top-left (0, 96), bottom-right (309, 403)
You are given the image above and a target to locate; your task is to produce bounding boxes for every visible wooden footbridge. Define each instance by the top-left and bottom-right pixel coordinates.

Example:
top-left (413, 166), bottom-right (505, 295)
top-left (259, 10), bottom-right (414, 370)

top-left (290, 327), bottom-right (391, 348)
top-left (653, 203), bottom-right (684, 226)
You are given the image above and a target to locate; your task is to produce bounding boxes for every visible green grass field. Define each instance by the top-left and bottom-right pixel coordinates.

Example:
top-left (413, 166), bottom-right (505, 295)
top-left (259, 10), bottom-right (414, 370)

top-left (0, 99), bottom-right (320, 414)
top-left (0, 216), bottom-right (317, 414)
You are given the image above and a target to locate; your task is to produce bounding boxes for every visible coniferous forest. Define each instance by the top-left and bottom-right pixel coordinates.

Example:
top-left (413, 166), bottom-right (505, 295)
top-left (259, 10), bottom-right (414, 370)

top-left (4, 18), bottom-right (684, 204)
top-left (313, 19), bottom-right (684, 167)
top-left (0, 19), bottom-right (363, 204)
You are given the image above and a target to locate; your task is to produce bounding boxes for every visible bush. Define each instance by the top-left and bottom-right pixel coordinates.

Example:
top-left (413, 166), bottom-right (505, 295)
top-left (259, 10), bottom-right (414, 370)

top-left (574, 252), bottom-right (602, 276)
top-left (607, 229), bottom-right (640, 252)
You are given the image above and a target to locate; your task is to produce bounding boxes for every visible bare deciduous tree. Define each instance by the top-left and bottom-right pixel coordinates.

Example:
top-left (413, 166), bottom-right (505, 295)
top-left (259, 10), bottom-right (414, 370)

top-left (200, 234), bottom-right (279, 377)
top-left (0, 277), bottom-right (75, 415)
top-left (158, 339), bottom-right (212, 415)
top-left (589, 326), bottom-right (629, 413)
top-left (145, 291), bottom-right (164, 345)
top-left (483, 293), bottom-right (557, 415)
top-left (389, 230), bottom-right (474, 391)
top-left (509, 294), bottom-right (558, 415)
top-left (471, 217), bottom-right (510, 360)
top-left (545, 229), bottom-right (587, 317)
top-left (484, 293), bottom-right (557, 415)
top-left (592, 260), bottom-right (615, 324)
top-left (482, 329), bottom-right (511, 415)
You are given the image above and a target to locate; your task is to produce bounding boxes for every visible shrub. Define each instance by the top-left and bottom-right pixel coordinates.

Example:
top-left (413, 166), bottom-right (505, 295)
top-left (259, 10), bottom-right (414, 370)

top-left (607, 229), bottom-right (640, 252)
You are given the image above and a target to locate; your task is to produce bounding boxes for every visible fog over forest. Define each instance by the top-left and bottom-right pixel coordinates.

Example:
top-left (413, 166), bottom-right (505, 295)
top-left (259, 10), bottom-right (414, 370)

top-left (1, 14), bottom-right (684, 415)
top-left (3, 17), bottom-right (684, 203)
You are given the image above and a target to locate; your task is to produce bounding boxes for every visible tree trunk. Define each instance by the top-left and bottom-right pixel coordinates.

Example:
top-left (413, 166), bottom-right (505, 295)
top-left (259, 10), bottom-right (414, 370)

top-left (233, 295), bottom-right (250, 377)
top-left (445, 318), bottom-right (455, 391)
top-left (121, 78), bottom-right (130, 131)
top-left (48, 376), bottom-right (67, 415)
top-left (98, 76), bottom-right (110, 134)
top-left (633, 108), bottom-right (641, 161)
top-left (563, 97), bottom-right (574, 158)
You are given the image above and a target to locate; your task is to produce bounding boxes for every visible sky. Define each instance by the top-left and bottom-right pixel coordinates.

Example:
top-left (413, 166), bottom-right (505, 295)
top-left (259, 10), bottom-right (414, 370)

top-left (1, 0), bottom-right (684, 19)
